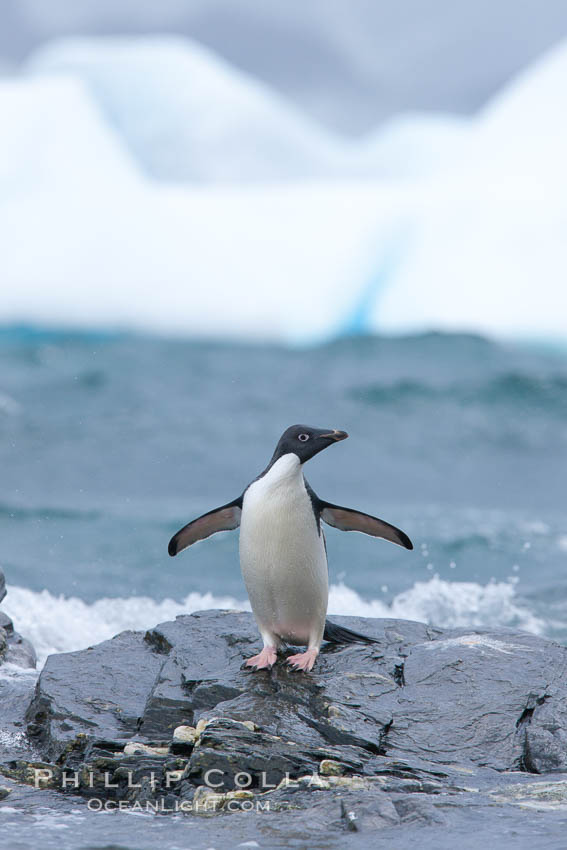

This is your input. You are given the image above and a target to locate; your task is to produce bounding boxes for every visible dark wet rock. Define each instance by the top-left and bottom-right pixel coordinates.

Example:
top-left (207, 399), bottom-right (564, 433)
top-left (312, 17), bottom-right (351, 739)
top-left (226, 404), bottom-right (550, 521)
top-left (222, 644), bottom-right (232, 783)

top-left (25, 629), bottom-right (165, 758)
top-left (23, 611), bottom-right (567, 782)
top-left (0, 611), bottom-right (12, 633)
top-left (3, 610), bottom-right (567, 847)
top-left (0, 568), bottom-right (36, 669)
top-left (3, 632), bottom-right (36, 669)
top-left (521, 696), bottom-right (567, 773)
top-left (390, 792), bottom-right (446, 824)
top-left (1, 621), bottom-right (36, 669)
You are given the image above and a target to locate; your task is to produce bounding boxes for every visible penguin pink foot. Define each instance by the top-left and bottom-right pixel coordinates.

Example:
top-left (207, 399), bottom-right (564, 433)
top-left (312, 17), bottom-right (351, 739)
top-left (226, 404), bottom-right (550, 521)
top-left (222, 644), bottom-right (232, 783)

top-left (245, 646), bottom-right (277, 670)
top-left (286, 648), bottom-right (318, 672)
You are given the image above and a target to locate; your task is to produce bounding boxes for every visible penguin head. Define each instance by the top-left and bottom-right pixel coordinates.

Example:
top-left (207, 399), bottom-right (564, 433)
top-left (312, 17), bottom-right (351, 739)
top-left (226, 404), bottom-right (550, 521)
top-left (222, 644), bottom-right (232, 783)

top-left (271, 424), bottom-right (348, 465)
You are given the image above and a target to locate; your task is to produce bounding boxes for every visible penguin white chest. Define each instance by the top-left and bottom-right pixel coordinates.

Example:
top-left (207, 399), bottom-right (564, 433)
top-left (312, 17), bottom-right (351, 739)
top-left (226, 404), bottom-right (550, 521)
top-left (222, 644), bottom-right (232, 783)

top-left (239, 454), bottom-right (328, 645)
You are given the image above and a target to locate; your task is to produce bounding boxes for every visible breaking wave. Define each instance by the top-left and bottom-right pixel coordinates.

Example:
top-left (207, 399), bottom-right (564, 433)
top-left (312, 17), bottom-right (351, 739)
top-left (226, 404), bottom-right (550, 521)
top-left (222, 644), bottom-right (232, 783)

top-left (3, 576), bottom-right (544, 669)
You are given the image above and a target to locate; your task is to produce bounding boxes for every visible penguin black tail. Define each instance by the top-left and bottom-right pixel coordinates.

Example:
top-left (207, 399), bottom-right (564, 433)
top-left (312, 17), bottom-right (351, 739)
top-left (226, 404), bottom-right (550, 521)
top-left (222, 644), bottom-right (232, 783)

top-left (323, 619), bottom-right (378, 645)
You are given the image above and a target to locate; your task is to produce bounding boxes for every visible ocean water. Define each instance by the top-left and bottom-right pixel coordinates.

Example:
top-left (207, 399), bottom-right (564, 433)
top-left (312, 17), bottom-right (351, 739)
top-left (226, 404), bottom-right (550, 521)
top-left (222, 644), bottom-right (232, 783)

top-left (0, 328), bottom-right (565, 666)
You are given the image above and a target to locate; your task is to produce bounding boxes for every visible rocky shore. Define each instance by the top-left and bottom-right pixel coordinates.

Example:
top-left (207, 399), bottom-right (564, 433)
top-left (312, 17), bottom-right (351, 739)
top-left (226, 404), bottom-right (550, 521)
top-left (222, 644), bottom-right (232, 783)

top-left (0, 568), bottom-right (35, 670)
top-left (2, 576), bottom-right (567, 848)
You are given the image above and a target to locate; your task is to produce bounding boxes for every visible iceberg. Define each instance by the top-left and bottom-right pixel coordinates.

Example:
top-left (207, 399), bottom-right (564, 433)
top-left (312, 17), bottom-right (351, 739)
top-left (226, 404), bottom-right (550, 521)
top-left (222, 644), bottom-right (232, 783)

top-left (29, 37), bottom-right (471, 183)
top-left (29, 37), bottom-right (344, 184)
top-left (376, 41), bottom-right (567, 341)
top-left (0, 73), bottom-right (410, 343)
top-left (0, 36), bottom-right (566, 344)
top-left (0, 75), bottom-right (141, 194)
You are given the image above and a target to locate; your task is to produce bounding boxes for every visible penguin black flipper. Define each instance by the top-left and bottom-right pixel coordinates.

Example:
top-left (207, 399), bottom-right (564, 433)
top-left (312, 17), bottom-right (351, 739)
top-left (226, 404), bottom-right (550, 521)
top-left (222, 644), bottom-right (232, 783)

top-left (324, 620), bottom-right (378, 644)
top-left (319, 501), bottom-right (413, 550)
top-left (168, 497), bottom-right (242, 556)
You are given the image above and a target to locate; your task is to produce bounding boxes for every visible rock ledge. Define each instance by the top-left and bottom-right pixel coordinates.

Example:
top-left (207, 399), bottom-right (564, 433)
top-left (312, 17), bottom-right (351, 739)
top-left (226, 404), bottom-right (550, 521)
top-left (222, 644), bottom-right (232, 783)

top-left (3, 610), bottom-right (567, 841)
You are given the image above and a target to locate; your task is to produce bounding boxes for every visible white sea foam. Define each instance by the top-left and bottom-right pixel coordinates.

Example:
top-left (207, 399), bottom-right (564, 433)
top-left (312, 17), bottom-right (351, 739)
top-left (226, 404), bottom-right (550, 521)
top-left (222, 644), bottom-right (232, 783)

top-left (2, 586), bottom-right (250, 668)
top-left (329, 576), bottom-right (544, 635)
top-left (3, 576), bottom-right (543, 670)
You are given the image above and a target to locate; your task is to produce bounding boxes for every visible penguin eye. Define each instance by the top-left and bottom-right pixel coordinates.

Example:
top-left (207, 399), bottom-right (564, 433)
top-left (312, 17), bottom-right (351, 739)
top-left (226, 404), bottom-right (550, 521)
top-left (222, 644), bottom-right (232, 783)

top-left (298, 433), bottom-right (310, 442)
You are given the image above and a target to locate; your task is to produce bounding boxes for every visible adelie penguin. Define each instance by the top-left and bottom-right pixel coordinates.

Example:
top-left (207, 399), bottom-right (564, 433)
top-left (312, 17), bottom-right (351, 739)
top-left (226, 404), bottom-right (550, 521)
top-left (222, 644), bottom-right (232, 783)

top-left (169, 425), bottom-right (413, 672)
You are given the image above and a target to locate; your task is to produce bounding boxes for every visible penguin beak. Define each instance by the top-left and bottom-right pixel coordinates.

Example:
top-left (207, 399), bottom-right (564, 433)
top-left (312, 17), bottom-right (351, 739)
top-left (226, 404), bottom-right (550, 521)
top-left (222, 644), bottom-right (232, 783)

top-left (320, 430), bottom-right (348, 442)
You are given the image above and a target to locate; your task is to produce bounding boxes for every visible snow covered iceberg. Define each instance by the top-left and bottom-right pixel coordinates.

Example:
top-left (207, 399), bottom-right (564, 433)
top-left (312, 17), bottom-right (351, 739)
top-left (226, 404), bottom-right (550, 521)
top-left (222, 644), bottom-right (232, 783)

top-left (0, 73), bottom-right (409, 342)
top-left (29, 37), bottom-right (470, 183)
top-left (0, 36), bottom-right (566, 344)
